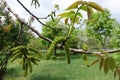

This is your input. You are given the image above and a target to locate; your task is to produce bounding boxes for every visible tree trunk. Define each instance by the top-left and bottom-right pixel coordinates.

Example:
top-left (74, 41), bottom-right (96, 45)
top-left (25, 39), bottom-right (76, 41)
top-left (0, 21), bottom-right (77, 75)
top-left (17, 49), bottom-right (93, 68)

top-left (53, 46), bottom-right (57, 56)
top-left (0, 70), bottom-right (5, 80)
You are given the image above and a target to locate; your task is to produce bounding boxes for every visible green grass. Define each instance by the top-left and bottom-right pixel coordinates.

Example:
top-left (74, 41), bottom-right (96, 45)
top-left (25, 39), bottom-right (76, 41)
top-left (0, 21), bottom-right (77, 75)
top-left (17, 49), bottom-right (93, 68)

top-left (3, 55), bottom-right (118, 80)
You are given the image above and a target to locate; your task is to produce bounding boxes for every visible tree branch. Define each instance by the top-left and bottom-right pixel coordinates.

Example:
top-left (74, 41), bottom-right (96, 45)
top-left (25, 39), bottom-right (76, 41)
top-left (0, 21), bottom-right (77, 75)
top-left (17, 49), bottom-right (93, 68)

top-left (3, 1), bottom-right (52, 43)
top-left (16, 0), bottom-right (64, 31)
top-left (70, 48), bottom-right (120, 54)
top-left (16, 0), bottom-right (55, 29)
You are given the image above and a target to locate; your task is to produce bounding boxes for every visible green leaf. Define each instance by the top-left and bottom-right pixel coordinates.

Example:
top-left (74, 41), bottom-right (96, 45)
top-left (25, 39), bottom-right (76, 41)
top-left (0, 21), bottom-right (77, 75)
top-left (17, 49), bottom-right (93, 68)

top-left (12, 50), bottom-right (21, 55)
top-left (83, 54), bottom-right (89, 67)
top-left (76, 12), bottom-right (83, 18)
top-left (88, 2), bottom-right (104, 12)
top-left (10, 53), bottom-right (21, 62)
top-left (11, 46), bottom-right (26, 53)
top-left (109, 57), bottom-right (116, 71)
top-left (30, 57), bottom-right (39, 65)
top-left (104, 57), bottom-right (110, 74)
top-left (99, 57), bottom-right (104, 71)
top-left (58, 11), bottom-right (75, 18)
top-left (28, 61), bottom-right (32, 73)
top-left (87, 6), bottom-right (94, 20)
top-left (28, 48), bottom-right (39, 53)
top-left (80, 5), bottom-right (87, 11)
top-left (66, 1), bottom-right (85, 10)
top-left (54, 4), bottom-right (59, 10)
top-left (24, 62), bottom-right (28, 76)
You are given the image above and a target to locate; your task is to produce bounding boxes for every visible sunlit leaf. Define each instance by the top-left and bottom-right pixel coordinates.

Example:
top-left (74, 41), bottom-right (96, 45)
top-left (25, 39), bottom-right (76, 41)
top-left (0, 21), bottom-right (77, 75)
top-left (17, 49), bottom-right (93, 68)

top-left (66, 1), bottom-right (85, 10)
top-left (87, 6), bottom-right (94, 20)
top-left (58, 11), bottom-right (75, 18)
top-left (80, 5), bottom-right (87, 11)
top-left (88, 2), bottom-right (104, 11)
top-left (76, 12), bottom-right (83, 17)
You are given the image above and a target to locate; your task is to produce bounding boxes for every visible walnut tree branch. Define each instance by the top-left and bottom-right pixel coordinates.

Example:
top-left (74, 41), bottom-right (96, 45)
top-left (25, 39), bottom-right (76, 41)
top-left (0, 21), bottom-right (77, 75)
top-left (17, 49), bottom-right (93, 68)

top-left (17, 0), bottom-right (55, 29)
top-left (3, 1), bottom-right (52, 43)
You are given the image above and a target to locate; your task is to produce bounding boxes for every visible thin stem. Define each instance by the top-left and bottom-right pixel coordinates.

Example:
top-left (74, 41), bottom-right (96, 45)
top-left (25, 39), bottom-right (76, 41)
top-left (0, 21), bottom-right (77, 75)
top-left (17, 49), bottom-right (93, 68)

top-left (17, 0), bottom-right (55, 29)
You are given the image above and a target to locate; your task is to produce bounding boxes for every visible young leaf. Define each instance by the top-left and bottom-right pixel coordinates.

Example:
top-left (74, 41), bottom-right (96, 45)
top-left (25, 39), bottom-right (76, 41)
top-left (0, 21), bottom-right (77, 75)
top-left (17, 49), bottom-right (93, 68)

top-left (80, 5), bottom-right (87, 11)
top-left (66, 1), bottom-right (85, 10)
top-left (76, 12), bottom-right (83, 18)
top-left (12, 50), bottom-right (21, 55)
top-left (109, 57), bottom-right (116, 71)
top-left (10, 53), bottom-right (21, 62)
top-left (30, 57), bottom-right (39, 65)
top-left (83, 54), bottom-right (89, 67)
top-left (28, 61), bottom-right (32, 73)
top-left (104, 57), bottom-right (110, 74)
top-left (24, 62), bottom-right (28, 76)
top-left (99, 57), bottom-right (104, 71)
top-left (54, 4), bottom-right (59, 10)
top-left (87, 6), bottom-right (93, 20)
top-left (28, 48), bottom-right (39, 53)
top-left (58, 11), bottom-right (75, 18)
top-left (88, 2), bottom-right (104, 12)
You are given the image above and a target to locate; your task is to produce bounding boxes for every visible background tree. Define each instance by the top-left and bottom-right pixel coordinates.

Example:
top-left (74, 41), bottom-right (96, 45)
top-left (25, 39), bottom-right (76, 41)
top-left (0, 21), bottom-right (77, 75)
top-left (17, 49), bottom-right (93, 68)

top-left (41, 18), bottom-right (80, 55)
top-left (110, 22), bottom-right (120, 48)
top-left (86, 10), bottom-right (115, 50)
top-left (0, 2), bottom-right (34, 79)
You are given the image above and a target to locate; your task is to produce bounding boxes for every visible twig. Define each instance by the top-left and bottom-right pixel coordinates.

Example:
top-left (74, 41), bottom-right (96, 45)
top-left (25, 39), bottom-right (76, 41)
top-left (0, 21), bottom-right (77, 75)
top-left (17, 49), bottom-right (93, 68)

top-left (16, 0), bottom-right (55, 29)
